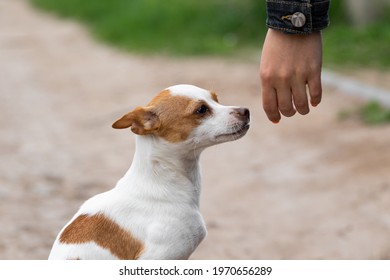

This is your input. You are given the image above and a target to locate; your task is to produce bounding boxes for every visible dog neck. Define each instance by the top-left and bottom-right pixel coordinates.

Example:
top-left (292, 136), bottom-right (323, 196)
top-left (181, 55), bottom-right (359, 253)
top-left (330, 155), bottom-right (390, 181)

top-left (116, 135), bottom-right (203, 207)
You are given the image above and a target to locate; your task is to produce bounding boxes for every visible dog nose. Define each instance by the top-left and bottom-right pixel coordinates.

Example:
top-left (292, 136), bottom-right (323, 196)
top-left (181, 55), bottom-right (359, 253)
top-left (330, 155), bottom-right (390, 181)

top-left (232, 107), bottom-right (250, 121)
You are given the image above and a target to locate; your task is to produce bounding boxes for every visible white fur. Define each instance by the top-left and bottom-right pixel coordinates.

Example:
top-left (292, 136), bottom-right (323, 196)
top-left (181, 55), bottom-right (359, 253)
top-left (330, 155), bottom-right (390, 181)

top-left (48, 85), bottom-right (249, 260)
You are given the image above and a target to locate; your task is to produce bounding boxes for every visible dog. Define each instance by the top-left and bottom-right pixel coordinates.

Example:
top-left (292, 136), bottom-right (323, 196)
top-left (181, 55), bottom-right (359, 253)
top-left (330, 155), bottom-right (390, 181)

top-left (48, 84), bottom-right (250, 260)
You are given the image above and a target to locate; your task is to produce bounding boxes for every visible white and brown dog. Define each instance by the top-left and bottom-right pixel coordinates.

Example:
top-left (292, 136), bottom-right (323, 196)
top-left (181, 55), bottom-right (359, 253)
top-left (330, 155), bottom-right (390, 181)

top-left (48, 84), bottom-right (250, 260)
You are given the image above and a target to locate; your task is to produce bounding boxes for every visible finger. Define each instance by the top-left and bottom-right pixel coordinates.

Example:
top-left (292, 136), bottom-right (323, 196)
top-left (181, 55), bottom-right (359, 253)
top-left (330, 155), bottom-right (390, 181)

top-left (262, 85), bottom-right (281, 123)
top-left (292, 81), bottom-right (310, 115)
top-left (307, 74), bottom-right (322, 107)
top-left (275, 86), bottom-right (296, 118)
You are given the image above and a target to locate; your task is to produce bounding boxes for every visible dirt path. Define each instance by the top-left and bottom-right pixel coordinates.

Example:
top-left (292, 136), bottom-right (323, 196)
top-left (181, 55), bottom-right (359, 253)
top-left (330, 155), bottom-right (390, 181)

top-left (1, 0), bottom-right (390, 260)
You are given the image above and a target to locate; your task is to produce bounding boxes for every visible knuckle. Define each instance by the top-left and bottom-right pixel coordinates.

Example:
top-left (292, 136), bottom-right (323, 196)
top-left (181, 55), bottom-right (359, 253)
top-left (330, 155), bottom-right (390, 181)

top-left (281, 109), bottom-right (296, 117)
top-left (260, 69), bottom-right (273, 83)
top-left (294, 100), bottom-right (309, 109)
top-left (297, 107), bottom-right (310, 115)
top-left (311, 91), bottom-right (322, 100)
top-left (278, 72), bottom-right (291, 83)
top-left (263, 103), bottom-right (277, 114)
top-left (309, 63), bottom-right (322, 72)
top-left (279, 106), bottom-right (295, 117)
top-left (261, 69), bottom-right (293, 84)
top-left (295, 67), bottom-right (309, 77)
top-left (279, 103), bottom-right (293, 112)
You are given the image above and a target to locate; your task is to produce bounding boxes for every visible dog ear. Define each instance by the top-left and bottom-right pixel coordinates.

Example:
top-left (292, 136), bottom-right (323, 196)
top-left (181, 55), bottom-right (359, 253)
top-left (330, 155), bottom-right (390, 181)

top-left (112, 107), bottom-right (160, 135)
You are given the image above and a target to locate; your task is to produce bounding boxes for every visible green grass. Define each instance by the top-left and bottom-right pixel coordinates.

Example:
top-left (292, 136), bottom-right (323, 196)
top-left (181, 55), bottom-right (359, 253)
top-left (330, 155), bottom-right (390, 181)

top-left (321, 0), bottom-right (390, 68)
top-left (30, 0), bottom-right (390, 67)
top-left (30, 0), bottom-right (265, 56)
top-left (339, 102), bottom-right (390, 125)
top-left (323, 23), bottom-right (390, 69)
top-left (359, 102), bottom-right (390, 124)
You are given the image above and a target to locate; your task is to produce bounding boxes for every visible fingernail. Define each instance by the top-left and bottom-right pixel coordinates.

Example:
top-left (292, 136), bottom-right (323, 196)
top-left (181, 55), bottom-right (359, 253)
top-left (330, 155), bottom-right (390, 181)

top-left (272, 120), bottom-right (280, 124)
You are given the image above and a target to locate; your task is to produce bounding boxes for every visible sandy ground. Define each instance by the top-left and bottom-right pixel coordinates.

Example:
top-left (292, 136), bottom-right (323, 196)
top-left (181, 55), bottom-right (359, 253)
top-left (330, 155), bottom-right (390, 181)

top-left (1, 0), bottom-right (390, 260)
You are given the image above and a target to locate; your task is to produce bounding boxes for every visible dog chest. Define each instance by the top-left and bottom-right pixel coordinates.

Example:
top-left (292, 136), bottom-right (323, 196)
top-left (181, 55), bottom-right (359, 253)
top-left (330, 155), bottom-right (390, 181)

top-left (137, 209), bottom-right (207, 259)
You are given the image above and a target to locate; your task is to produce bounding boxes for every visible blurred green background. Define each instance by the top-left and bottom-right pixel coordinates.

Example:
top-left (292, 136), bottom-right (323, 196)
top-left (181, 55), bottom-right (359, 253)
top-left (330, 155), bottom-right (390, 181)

top-left (30, 0), bottom-right (390, 68)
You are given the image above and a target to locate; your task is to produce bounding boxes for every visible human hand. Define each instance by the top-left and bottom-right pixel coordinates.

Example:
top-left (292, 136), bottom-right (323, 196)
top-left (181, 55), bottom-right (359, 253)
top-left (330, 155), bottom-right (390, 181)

top-left (259, 29), bottom-right (323, 123)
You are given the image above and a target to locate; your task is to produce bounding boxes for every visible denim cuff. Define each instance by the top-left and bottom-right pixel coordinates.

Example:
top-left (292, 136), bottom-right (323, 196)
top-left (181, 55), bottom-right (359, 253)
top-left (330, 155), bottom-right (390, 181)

top-left (266, 0), bottom-right (330, 34)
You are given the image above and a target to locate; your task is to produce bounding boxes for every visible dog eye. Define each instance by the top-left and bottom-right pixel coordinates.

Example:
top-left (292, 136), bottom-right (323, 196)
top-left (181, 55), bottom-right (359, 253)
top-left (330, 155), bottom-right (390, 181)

top-left (195, 105), bottom-right (209, 115)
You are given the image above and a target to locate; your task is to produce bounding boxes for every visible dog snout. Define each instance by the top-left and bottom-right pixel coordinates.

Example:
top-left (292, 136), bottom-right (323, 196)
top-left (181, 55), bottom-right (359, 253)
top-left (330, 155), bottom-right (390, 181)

top-left (231, 107), bottom-right (250, 122)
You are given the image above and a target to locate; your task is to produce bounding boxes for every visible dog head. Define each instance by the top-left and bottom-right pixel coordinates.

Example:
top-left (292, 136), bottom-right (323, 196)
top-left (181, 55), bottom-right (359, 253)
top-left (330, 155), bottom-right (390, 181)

top-left (112, 85), bottom-right (250, 149)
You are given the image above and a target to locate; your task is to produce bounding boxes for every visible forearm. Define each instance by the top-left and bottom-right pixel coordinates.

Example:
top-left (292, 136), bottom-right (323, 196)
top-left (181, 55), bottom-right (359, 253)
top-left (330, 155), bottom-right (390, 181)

top-left (266, 0), bottom-right (330, 34)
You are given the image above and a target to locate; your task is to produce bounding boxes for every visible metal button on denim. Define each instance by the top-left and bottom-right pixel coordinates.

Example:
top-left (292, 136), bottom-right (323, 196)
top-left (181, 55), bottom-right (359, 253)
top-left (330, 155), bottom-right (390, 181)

top-left (291, 12), bottom-right (306, 27)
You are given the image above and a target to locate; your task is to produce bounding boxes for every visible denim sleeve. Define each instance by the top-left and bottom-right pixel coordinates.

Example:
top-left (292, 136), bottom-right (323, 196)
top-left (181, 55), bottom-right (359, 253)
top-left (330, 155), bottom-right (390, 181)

top-left (266, 0), bottom-right (331, 34)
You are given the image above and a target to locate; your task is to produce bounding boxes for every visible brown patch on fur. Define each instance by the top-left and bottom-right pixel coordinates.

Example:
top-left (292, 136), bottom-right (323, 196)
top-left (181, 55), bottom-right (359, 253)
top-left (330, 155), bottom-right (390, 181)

top-left (147, 89), bottom-right (171, 107)
top-left (113, 89), bottom-right (215, 143)
top-left (211, 91), bottom-right (219, 103)
top-left (112, 107), bottom-right (160, 135)
top-left (59, 213), bottom-right (144, 260)
top-left (148, 89), bottom-right (209, 143)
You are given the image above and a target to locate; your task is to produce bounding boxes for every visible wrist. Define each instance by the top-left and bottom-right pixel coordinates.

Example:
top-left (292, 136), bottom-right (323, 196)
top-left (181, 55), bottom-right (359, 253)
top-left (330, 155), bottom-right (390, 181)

top-left (267, 28), bottom-right (322, 41)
